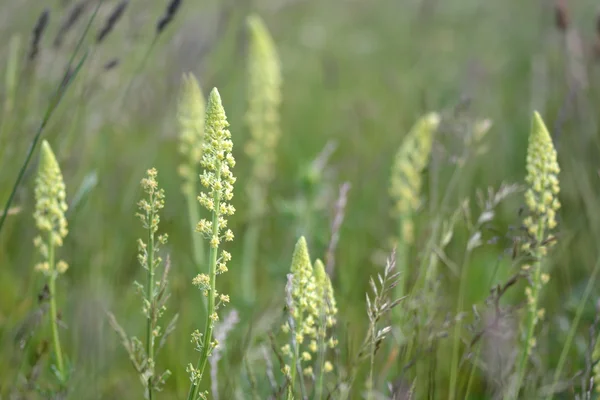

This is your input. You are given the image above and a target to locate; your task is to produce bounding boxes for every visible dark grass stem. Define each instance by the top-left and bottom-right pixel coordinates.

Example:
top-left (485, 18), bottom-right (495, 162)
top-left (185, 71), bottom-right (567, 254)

top-left (0, 1), bottom-right (101, 237)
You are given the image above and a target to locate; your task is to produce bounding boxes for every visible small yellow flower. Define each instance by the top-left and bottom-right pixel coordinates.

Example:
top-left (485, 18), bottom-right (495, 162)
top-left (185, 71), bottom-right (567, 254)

top-left (323, 361), bottom-right (333, 373)
top-left (56, 260), bottom-right (69, 274)
top-left (301, 351), bottom-right (312, 361)
top-left (303, 366), bottom-right (313, 376)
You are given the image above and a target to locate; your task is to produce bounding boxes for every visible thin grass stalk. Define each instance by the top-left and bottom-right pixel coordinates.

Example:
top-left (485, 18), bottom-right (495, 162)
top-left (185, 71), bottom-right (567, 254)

top-left (366, 320), bottom-right (376, 400)
top-left (546, 258), bottom-right (600, 400)
top-left (462, 343), bottom-right (481, 399)
top-left (448, 250), bottom-right (472, 400)
top-left (395, 215), bottom-right (409, 300)
top-left (0, 1), bottom-right (101, 236)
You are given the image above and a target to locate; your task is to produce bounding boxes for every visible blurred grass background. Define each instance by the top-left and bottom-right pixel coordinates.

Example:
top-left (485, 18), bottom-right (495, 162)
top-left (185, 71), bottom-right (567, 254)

top-left (2, 0), bottom-right (600, 398)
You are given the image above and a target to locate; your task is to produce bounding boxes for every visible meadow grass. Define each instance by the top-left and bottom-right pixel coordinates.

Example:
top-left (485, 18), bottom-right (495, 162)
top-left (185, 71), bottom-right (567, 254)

top-left (2, 1), bottom-right (600, 399)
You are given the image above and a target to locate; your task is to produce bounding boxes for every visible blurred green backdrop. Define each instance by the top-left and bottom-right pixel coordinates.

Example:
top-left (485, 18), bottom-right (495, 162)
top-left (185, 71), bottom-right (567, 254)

top-left (2, 0), bottom-right (600, 398)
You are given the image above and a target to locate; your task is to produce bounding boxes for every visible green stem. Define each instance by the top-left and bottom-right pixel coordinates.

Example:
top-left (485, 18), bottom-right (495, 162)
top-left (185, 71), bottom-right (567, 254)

top-left (187, 173), bottom-right (221, 400)
top-left (366, 322), bottom-right (376, 400)
top-left (463, 343), bottom-right (481, 400)
top-left (146, 207), bottom-right (155, 400)
top-left (48, 232), bottom-right (65, 384)
top-left (395, 215), bottom-right (409, 301)
top-left (449, 250), bottom-right (472, 400)
top-left (509, 223), bottom-right (545, 400)
top-left (546, 258), bottom-right (600, 400)
top-left (315, 316), bottom-right (327, 400)
top-left (287, 334), bottom-right (300, 400)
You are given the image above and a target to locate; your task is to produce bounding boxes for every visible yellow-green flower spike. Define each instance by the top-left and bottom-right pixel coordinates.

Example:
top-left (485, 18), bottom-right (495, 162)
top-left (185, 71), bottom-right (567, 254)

top-left (33, 139), bottom-right (68, 382)
top-left (34, 140), bottom-right (68, 253)
top-left (523, 111), bottom-right (560, 243)
top-left (245, 14), bottom-right (282, 188)
top-left (178, 73), bottom-right (205, 196)
top-left (289, 237), bottom-right (317, 326)
top-left (187, 88), bottom-right (236, 399)
top-left (313, 259), bottom-right (337, 328)
top-left (196, 87), bottom-right (236, 249)
top-left (512, 112), bottom-right (561, 397)
top-left (389, 113), bottom-right (440, 244)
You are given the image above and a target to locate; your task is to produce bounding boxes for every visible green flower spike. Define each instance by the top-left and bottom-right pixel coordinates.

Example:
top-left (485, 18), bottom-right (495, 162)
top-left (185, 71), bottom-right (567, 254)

top-left (389, 113), bottom-right (440, 301)
top-left (313, 259), bottom-right (338, 400)
top-left (33, 140), bottom-right (68, 384)
top-left (242, 14), bottom-right (282, 304)
top-left (178, 73), bottom-right (207, 273)
top-left (187, 88), bottom-right (236, 400)
top-left (512, 112), bottom-right (561, 399)
top-left (285, 236), bottom-right (317, 400)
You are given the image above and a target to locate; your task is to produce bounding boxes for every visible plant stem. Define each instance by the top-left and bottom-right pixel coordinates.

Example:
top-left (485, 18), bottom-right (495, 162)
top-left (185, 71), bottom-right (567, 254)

top-left (546, 258), bottom-right (600, 400)
top-left (146, 205), bottom-right (155, 400)
top-left (509, 223), bottom-right (545, 400)
top-left (315, 314), bottom-right (327, 400)
top-left (366, 321), bottom-right (376, 400)
top-left (188, 171), bottom-right (222, 400)
top-left (449, 250), bottom-right (472, 400)
top-left (287, 334), bottom-right (300, 400)
top-left (48, 232), bottom-right (65, 384)
top-left (395, 215), bottom-right (408, 301)
top-left (463, 343), bottom-right (481, 399)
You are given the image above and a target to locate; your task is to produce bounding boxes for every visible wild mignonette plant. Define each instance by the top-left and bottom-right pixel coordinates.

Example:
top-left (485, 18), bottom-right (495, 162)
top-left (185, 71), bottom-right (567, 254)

top-left (242, 14), bottom-right (282, 304)
top-left (389, 113), bottom-right (440, 299)
top-left (281, 237), bottom-right (338, 400)
top-left (511, 112), bottom-right (561, 398)
top-left (313, 260), bottom-right (338, 399)
top-left (107, 168), bottom-right (177, 399)
top-left (33, 140), bottom-right (69, 385)
top-left (187, 87), bottom-right (235, 400)
top-left (178, 73), bottom-right (206, 273)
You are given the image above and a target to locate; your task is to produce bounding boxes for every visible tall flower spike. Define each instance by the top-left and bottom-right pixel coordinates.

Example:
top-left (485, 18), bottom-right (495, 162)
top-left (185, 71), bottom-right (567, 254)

top-left (34, 140), bottom-right (68, 256)
top-left (285, 237), bottom-right (318, 400)
top-left (178, 73), bottom-right (205, 197)
top-left (389, 113), bottom-right (440, 244)
top-left (513, 112), bottom-right (561, 397)
top-left (523, 111), bottom-right (561, 247)
top-left (33, 140), bottom-right (68, 383)
top-left (241, 14), bottom-right (282, 304)
top-left (245, 14), bottom-right (282, 188)
top-left (289, 237), bottom-right (317, 327)
top-left (178, 73), bottom-right (207, 271)
top-left (313, 260), bottom-right (337, 329)
top-left (188, 88), bottom-right (236, 400)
